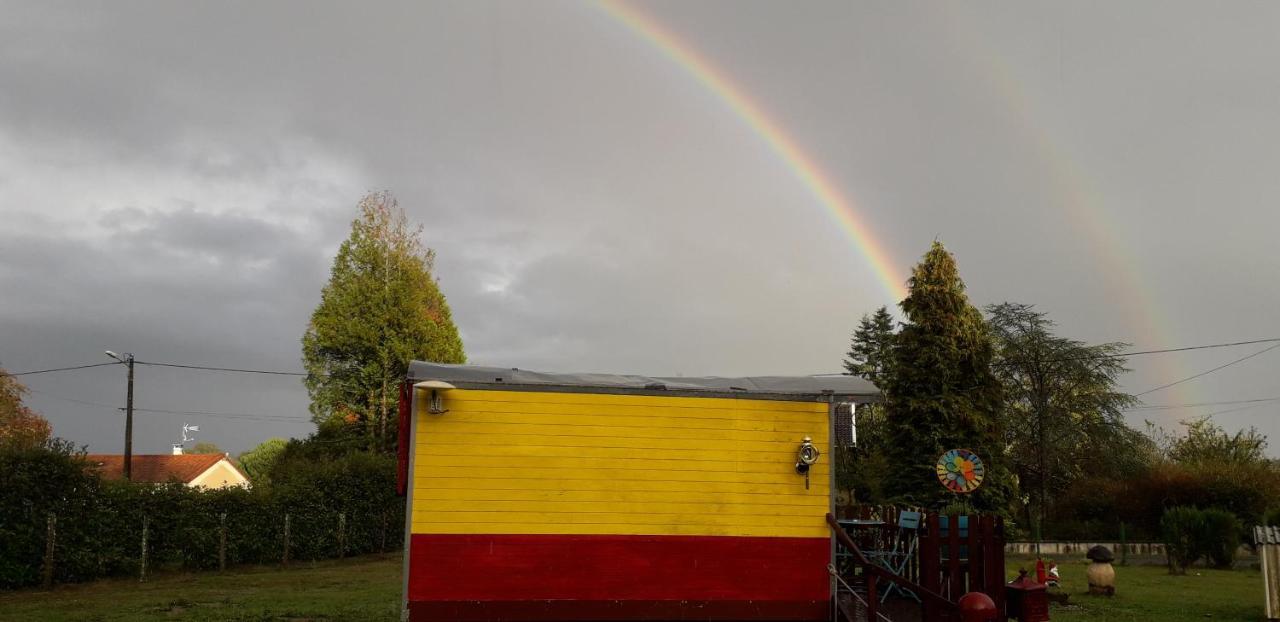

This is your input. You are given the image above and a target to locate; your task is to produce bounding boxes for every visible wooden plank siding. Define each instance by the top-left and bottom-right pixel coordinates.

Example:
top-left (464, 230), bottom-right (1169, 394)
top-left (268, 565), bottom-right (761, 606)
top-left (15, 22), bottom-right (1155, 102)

top-left (410, 389), bottom-right (831, 539)
top-left (406, 387), bottom-right (833, 621)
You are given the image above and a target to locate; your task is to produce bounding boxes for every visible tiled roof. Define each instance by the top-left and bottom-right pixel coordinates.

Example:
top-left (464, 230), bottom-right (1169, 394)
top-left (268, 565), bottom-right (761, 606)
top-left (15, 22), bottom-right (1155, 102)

top-left (86, 453), bottom-right (227, 484)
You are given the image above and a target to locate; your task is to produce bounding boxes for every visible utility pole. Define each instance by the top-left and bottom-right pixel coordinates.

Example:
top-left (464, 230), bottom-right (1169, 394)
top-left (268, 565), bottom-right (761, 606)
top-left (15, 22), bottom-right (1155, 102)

top-left (106, 351), bottom-right (135, 480)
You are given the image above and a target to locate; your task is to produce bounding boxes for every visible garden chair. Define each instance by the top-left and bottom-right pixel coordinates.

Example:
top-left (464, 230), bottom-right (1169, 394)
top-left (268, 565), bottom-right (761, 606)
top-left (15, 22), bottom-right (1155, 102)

top-left (877, 510), bottom-right (922, 603)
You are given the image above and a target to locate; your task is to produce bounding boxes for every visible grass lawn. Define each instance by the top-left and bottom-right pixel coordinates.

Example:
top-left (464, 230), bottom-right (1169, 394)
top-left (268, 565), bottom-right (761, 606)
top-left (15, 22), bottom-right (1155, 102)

top-left (1007, 554), bottom-right (1266, 621)
top-left (0, 554), bottom-right (402, 622)
top-left (2, 551), bottom-right (1267, 621)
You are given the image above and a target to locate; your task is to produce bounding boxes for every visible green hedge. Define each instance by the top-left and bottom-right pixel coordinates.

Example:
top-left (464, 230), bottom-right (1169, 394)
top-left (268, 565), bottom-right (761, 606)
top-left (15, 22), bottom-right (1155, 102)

top-left (1160, 505), bottom-right (1243, 574)
top-left (0, 440), bottom-right (404, 589)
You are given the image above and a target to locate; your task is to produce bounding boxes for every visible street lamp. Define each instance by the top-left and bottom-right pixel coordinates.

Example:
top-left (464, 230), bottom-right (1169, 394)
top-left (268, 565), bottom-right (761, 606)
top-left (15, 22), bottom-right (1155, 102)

top-left (106, 350), bottom-right (135, 481)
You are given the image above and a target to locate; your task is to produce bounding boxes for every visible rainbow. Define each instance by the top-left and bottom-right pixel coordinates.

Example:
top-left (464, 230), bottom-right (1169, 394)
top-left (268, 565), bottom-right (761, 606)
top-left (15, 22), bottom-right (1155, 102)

top-left (599, 1), bottom-right (1196, 403)
top-left (596, 0), bottom-right (908, 303)
top-left (933, 6), bottom-right (1194, 403)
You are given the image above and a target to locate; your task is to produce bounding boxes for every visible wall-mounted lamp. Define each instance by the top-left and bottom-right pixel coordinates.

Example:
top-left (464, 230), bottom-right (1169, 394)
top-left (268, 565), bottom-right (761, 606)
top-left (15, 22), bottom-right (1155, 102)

top-left (413, 380), bottom-right (455, 415)
top-left (795, 436), bottom-right (819, 489)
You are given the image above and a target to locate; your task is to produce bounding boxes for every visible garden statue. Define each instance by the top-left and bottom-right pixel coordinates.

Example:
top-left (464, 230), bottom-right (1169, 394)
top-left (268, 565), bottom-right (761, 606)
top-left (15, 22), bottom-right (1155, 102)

top-left (1086, 545), bottom-right (1116, 596)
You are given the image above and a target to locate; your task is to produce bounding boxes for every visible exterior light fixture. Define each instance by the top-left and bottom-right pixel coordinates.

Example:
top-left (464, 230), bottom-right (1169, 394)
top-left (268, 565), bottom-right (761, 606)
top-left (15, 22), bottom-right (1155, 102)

top-left (414, 380), bottom-right (455, 415)
top-left (795, 436), bottom-right (820, 473)
top-left (795, 436), bottom-right (819, 489)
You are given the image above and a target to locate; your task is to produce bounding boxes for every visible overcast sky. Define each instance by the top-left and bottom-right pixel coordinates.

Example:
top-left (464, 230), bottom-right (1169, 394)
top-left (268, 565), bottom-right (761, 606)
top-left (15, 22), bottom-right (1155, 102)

top-left (2, 1), bottom-right (1278, 456)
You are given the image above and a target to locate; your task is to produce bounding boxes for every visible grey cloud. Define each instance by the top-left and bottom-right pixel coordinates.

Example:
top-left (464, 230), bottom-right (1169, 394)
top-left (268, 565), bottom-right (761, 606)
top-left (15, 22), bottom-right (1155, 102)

top-left (2, 0), bottom-right (1278, 455)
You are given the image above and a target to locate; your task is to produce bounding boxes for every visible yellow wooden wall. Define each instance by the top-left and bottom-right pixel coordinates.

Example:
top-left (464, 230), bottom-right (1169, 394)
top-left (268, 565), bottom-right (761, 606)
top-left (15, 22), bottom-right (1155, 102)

top-left (411, 389), bottom-right (831, 538)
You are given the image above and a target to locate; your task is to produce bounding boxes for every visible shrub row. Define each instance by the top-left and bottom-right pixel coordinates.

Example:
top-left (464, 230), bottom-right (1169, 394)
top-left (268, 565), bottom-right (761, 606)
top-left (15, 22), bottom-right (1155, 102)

top-left (1161, 505), bottom-right (1242, 573)
top-left (1045, 460), bottom-right (1278, 542)
top-left (0, 441), bottom-right (403, 589)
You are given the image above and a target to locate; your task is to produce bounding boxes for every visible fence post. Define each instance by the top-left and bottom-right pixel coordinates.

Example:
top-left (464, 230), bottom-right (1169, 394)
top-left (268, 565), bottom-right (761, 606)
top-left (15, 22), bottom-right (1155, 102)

top-left (337, 512), bottom-right (347, 559)
top-left (380, 510), bottom-right (388, 554)
top-left (140, 516), bottom-right (149, 583)
top-left (1119, 521), bottom-right (1128, 565)
top-left (219, 512), bottom-right (228, 573)
top-left (282, 513), bottom-right (291, 568)
top-left (921, 514), bottom-right (940, 621)
top-left (967, 514), bottom-right (983, 596)
top-left (42, 512), bottom-right (56, 589)
top-left (947, 514), bottom-right (961, 598)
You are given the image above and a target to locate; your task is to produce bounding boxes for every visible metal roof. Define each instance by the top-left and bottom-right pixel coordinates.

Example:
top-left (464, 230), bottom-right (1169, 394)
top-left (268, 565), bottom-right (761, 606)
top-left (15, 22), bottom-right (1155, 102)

top-left (407, 361), bottom-right (879, 401)
top-left (1258, 525), bottom-right (1280, 545)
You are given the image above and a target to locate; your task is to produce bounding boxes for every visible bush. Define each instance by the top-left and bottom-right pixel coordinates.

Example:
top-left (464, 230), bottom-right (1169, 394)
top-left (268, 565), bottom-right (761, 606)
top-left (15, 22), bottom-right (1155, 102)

top-left (1161, 506), bottom-right (1204, 574)
top-left (1199, 508), bottom-right (1242, 569)
top-left (1160, 506), bottom-right (1243, 572)
top-left (1049, 461), bottom-right (1280, 542)
top-left (0, 439), bottom-right (403, 589)
top-left (1264, 507), bottom-right (1280, 527)
top-left (0, 439), bottom-right (98, 588)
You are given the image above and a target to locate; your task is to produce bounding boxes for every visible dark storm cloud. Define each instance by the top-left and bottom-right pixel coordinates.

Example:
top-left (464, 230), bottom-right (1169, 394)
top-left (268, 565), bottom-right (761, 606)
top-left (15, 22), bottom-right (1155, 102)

top-left (2, 1), bottom-right (1278, 454)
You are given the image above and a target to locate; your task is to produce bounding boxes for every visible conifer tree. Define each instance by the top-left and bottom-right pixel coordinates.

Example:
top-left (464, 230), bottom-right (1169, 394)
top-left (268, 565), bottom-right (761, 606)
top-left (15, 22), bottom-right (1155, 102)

top-left (843, 306), bottom-right (896, 385)
top-left (881, 242), bottom-right (1010, 511)
top-left (302, 192), bottom-right (465, 451)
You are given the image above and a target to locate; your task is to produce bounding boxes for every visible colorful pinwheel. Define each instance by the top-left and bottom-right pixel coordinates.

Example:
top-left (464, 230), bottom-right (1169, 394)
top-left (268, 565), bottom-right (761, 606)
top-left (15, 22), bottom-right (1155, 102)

top-left (936, 449), bottom-right (985, 494)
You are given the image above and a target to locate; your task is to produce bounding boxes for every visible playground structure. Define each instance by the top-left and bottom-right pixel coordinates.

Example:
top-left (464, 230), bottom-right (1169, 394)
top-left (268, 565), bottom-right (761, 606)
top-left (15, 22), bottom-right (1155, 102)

top-left (397, 362), bottom-right (1009, 622)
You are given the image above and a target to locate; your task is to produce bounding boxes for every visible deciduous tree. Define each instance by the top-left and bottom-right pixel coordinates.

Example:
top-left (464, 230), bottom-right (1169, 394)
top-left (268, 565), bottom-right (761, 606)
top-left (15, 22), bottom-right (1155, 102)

top-left (188, 441), bottom-right (224, 455)
top-left (237, 437), bottom-right (287, 486)
top-left (302, 192), bottom-right (465, 452)
top-left (986, 302), bottom-right (1139, 539)
top-left (0, 371), bottom-right (51, 450)
top-left (1158, 416), bottom-right (1269, 467)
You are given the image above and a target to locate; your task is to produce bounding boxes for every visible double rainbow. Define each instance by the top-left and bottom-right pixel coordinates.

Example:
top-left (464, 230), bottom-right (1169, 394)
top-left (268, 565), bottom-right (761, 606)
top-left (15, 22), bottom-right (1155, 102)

top-left (598, 1), bottom-right (1196, 403)
top-left (597, 0), bottom-right (908, 303)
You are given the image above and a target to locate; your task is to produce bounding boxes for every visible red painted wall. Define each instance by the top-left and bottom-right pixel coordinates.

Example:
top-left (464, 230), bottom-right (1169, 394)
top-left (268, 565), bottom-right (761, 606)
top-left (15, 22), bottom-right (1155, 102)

top-left (407, 533), bottom-right (830, 621)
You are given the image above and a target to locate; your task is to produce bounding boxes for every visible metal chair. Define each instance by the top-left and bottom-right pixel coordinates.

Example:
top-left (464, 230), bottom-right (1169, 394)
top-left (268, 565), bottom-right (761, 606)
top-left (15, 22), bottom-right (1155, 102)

top-left (877, 510), bottom-right (922, 603)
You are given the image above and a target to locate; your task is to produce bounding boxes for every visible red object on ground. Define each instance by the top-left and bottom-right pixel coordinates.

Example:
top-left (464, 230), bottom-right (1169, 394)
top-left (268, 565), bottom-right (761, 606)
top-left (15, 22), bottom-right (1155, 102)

top-left (1035, 558), bottom-right (1047, 584)
top-left (959, 592), bottom-right (999, 622)
top-left (1005, 570), bottom-right (1050, 622)
top-left (406, 533), bottom-right (829, 621)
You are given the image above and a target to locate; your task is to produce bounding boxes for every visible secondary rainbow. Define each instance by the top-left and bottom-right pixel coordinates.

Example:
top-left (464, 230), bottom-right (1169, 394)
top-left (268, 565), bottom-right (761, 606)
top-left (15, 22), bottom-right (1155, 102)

top-left (934, 6), bottom-right (1196, 403)
top-left (596, 0), bottom-right (908, 303)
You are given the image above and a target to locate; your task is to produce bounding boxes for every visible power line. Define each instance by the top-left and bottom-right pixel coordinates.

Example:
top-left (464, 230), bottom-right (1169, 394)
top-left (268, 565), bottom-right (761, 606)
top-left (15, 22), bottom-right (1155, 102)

top-left (21, 387), bottom-right (311, 422)
top-left (135, 361), bottom-right (309, 377)
top-left (993, 337), bottom-right (1280, 367)
top-left (132, 408), bottom-right (311, 423)
top-left (131, 406), bottom-right (311, 421)
top-left (1198, 401), bottom-right (1278, 419)
top-left (1127, 396), bottom-right (1280, 411)
top-left (25, 387), bottom-right (120, 409)
top-left (1106, 337), bottom-right (1280, 359)
top-left (14, 336), bottom-right (1280, 380)
top-left (1136, 343), bottom-right (1280, 397)
top-left (0, 362), bottom-right (118, 377)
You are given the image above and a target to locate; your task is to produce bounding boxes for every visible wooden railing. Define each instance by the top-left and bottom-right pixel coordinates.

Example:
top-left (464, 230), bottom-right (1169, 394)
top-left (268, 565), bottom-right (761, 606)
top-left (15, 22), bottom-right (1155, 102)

top-left (917, 513), bottom-right (1006, 613)
top-left (827, 511), bottom-right (1007, 621)
top-left (826, 513), bottom-right (957, 621)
